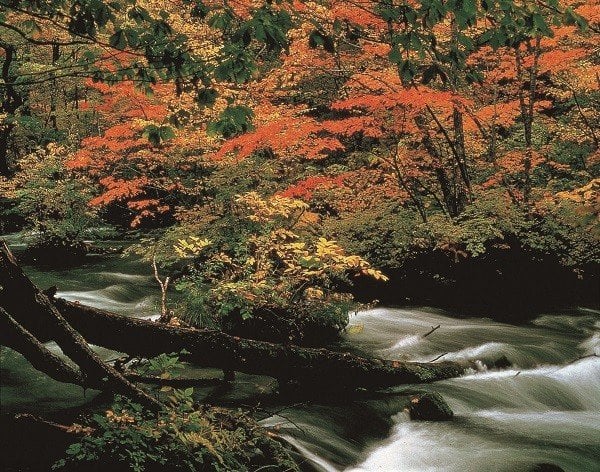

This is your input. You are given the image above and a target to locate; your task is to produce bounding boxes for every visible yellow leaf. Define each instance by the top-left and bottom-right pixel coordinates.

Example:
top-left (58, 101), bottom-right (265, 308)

top-left (346, 324), bottom-right (364, 334)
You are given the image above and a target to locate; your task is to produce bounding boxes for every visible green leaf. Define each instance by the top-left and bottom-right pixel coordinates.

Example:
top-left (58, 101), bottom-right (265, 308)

top-left (65, 444), bottom-right (82, 456)
top-left (563, 8), bottom-right (588, 30)
top-left (376, 4), bottom-right (402, 22)
top-left (208, 11), bottom-right (233, 30)
top-left (207, 105), bottom-right (254, 138)
top-left (128, 6), bottom-right (152, 23)
top-left (398, 59), bottom-right (417, 83)
top-left (244, 7), bottom-right (292, 53)
top-left (388, 46), bottom-right (402, 64)
top-left (308, 30), bottom-right (335, 52)
top-left (214, 46), bottom-right (256, 84)
top-left (143, 124), bottom-right (160, 146)
top-left (196, 88), bottom-right (218, 106)
top-left (421, 65), bottom-right (438, 84)
top-left (125, 29), bottom-right (140, 48)
top-left (109, 29), bottom-right (127, 50)
top-left (481, 0), bottom-right (494, 12)
top-left (191, 0), bottom-right (210, 18)
top-left (159, 125), bottom-right (175, 142)
top-left (93, 4), bottom-right (113, 28)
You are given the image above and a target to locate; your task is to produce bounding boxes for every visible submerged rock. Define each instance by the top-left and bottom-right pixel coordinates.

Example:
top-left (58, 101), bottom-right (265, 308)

top-left (487, 355), bottom-right (512, 369)
top-left (529, 464), bottom-right (565, 472)
top-left (406, 392), bottom-right (453, 421)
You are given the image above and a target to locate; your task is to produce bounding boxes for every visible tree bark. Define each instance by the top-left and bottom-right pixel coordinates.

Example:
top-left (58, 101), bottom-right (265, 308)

top-left (0, 125), bottom-right (12, 177)
top-left (49, 43), bottom-right (60, 130)
top-left (51, 297), bottom-right (465, 390)
top-left (0, 307), bottom-right (85, 386)
top-left (0, 242), bottom-right (162, 410)
top-left (0, 40), bottom-right (23, 177)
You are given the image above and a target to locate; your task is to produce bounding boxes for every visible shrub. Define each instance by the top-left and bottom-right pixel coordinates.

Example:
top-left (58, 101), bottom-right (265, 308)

top-left (53, 393), bottom-right (298, 472)
top-left (136, 192), bottom-right (387, 343)
top-left (322, 202), bottom-right (419, 269)
top-left (1, 145), bottom-right (112, 254)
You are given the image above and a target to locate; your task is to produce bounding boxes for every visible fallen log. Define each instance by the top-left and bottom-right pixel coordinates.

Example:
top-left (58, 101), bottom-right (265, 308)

top-left (1, 240), bottom-right (466, 392)
top-left (52, 297), bottom-right (466, 390)
top-left (0, 242), bottom-right (162, 410)
top-left (0, 307), bottom-right (85, 386)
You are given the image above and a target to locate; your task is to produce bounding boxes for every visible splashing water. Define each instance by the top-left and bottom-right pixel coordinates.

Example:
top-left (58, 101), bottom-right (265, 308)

top-left (289, 308), bottom-right (600, 472)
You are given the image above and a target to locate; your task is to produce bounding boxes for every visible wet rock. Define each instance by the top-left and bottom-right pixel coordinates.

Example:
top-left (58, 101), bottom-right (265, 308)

top-left (487, 355), bottom-right (512, 369)
top-left (406, 392), bottom-right (453, 421)
top-left (529, 464), bottom-right (565, 472)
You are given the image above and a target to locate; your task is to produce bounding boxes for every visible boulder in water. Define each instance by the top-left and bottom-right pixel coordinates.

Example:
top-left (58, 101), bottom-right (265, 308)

top-left (487, 355), bottom-right (512, 369)
top-left (406, 392), bottom-right (453, 421)
top-left (529, 464), bottom-right (565, 472)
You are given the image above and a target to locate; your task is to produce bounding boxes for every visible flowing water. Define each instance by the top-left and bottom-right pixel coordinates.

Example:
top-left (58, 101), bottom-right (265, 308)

top-left (277, 308), bottom-right (600, 472)
top-left (1, 236), bottom-right (599, 471)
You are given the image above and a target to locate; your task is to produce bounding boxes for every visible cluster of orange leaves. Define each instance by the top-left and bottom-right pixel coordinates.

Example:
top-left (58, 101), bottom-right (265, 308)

top-left (213, 111), bottom-right (383, 161)
top-left (66, 77), bottom-right (179, 226)
top-left (68, 0), bottom-right (599, 223)
top-left (279, 174), bottom-right (349, 200)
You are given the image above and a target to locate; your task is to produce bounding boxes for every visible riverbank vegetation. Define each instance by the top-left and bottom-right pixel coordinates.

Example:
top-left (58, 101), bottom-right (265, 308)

top-left (1, 0), bottom-right (599, 470)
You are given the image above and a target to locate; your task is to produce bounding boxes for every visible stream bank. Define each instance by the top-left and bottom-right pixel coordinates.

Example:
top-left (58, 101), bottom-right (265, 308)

top-left (351, 242), bottom-right (599, 321)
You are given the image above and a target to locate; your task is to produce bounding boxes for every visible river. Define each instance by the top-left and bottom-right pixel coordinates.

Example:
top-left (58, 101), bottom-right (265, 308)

top-left (1, 237), bottom-right (598, 471)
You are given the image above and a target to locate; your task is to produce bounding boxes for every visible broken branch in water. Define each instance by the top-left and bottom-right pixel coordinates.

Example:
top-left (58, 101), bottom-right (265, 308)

top-left (423, 325), bottom-right (441, 338)
top-left (429, 352), bottom-right (448, 362)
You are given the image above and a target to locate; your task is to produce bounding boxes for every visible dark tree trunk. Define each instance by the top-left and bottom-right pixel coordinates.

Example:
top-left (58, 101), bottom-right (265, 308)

top-left (49, 44), bottom-right (60, 130)
top-left (0, 242), bottom-right (162, 410)
top-left (1, 40), bottom-right (22, 178)
top-left (51, 298), bottom-right (465, 390)
top-left (0, 307), bottom-right (85, 386)
top-left (0, 126), bottom-right (12, 177)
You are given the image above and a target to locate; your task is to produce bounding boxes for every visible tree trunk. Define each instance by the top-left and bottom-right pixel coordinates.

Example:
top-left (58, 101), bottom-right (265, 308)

top-left (50, 297), bottom-right (465, 390)
top-left (0, 307), bottom-right (85, 386)
top-left (0, 125), bottom-right (12, 177)
top-left (0, 40), bottom-right (22, 178)
top-left (0, 242), bottom-right (162, 410)
top-left (49, 44), bottom-right (60, 130)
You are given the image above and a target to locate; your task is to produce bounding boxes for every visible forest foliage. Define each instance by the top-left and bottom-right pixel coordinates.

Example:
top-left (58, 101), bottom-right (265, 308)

top-left (2, 0), bottom-right (599, 317)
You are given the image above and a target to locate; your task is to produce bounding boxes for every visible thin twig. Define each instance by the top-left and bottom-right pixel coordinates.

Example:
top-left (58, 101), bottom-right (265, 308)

top-left (124, 372), bottom-right (223, 388)
top-left (152, 256), bottom-right (171, 322)
top-left (423, 325), bottom-right (441, 338)
top-left (429, 352), bottom-right (448, 362)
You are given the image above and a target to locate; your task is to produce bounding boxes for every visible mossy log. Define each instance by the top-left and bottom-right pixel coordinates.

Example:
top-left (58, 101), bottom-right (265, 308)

top-left (0, 242), bottom-right (162, 410)
top-left (0, 307), bottom-right (86, 386)
top-left (49, 297), bottom-right (465, 390)
top-left (1, 241), bottom-right (466, 392)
